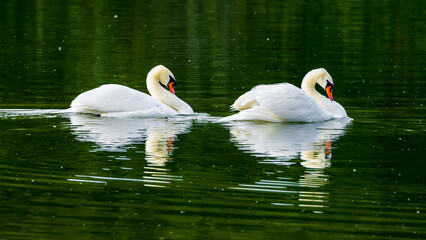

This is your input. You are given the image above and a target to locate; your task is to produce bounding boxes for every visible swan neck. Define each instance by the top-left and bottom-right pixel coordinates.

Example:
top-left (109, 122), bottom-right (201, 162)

top-left (301, 75), bottom-right (322, 100)
top-left (146, 71), bottom-right (193, 114)
top-left (146, 71), bottom-right (167, 99)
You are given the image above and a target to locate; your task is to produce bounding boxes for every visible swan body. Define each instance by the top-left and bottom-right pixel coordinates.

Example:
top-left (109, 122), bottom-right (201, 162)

top-left (219, 68), bottom-right (348, 122)
top-left (65, 65), bottom-right (193, 117)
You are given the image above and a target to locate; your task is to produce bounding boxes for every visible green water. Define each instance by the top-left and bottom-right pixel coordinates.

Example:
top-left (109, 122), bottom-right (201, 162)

top-left (0, 1), bottom-right (425, 239)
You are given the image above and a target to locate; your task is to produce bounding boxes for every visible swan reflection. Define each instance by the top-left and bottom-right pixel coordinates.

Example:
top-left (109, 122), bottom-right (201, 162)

top-left (226, 118), bottom-right (350, 165)
top-left (67, 114), bottom-right (192, 187)
top-left (226, 118), bottom-right (351, 211)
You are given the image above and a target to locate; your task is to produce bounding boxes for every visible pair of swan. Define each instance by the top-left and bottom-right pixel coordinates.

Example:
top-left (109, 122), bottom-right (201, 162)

top-left (66, 65), bottom-right (348, 122)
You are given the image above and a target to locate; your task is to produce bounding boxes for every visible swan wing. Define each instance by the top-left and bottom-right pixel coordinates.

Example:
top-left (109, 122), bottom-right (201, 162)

top-left (231, 84), bottom-right (274, 111)
top-left (255, 84), bottom-right (335, 122)
top-left (68, 84), bottom-right (178, 116)
top-left (221, 83), bottom-right (336, 122)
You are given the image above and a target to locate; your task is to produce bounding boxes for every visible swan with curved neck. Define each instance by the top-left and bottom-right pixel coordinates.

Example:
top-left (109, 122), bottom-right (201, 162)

top-left (301, 68), bottom-right (347, 118)
top-left (219, 68), bottom-right (348, 122)
top-left (146, 65), bottom-right (193, 114)
top-left (66, 65), bottom-right (194, 117)
top-left (301, 68), bottom-right (334, 102)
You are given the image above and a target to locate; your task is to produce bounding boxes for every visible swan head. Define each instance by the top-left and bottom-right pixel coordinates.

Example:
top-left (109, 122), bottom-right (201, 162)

top-left (302, 68), bottom-right (334, 101)
top-left (148, 65), bottom-right (177, 95)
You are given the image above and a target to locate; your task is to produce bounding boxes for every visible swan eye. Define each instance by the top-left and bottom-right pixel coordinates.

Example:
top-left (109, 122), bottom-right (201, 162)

top-left (325, 80), bottom-right (333, 89)
top-left (169, 75), bottom-right (174, 81)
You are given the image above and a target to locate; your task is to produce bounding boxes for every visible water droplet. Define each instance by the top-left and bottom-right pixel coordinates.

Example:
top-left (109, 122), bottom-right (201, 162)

top-left (58, 46), bottom-right (61, 51)
top-left (353, 169), bottom-right (356, 172)
top-left (114, 15), bottom-right (118, 18)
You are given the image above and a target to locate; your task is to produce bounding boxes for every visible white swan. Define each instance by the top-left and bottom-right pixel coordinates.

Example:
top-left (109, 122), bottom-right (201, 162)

top-left (65, 65), bottom-right (194, 117)
top-left (219, 68), bottom-right (348, 122)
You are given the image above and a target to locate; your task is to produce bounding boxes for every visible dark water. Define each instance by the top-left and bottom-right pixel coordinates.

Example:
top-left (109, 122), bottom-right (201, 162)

top-left (0, 1), bottom-right (425, 239)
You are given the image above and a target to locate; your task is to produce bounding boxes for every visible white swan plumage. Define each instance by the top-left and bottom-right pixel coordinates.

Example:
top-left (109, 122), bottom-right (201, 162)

top-left (219, 68), bottom-right (348, 122)
top-left (65, 65), bottom-right (193, 117)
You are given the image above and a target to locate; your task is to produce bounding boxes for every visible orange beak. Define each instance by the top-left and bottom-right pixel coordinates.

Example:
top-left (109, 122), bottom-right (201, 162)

top-left (168, 82), bottom-right (175, 95)
top-left (325, 85), bottom-right (333, 101)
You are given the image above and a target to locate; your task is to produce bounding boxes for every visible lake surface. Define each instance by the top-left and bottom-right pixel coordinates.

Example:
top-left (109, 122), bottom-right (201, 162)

top-left (0, 1), bottom-right (425, 239)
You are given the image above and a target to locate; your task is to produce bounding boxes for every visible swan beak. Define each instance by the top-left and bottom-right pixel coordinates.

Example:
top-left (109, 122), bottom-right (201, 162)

top-left (168, 76), bottom-right (176, 95)
top-left (168, 82), bottom-right (175, 95)
top-left (325, 82), bottom-right (334, 101)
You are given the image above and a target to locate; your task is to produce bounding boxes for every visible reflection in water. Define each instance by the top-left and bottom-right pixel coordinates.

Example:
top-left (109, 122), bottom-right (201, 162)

top-left (67, 114), bottom-right (192, 188)
top-left (225, 118), bottom-right (351, 211)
